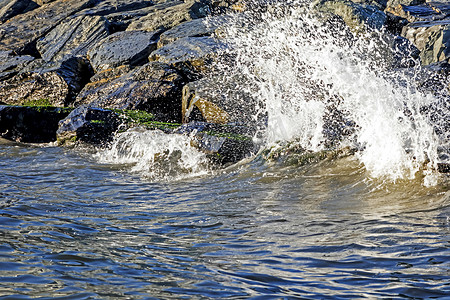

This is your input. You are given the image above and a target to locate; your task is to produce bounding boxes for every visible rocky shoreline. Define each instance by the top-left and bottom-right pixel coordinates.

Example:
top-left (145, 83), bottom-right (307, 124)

top-left (0, 0), bottom-right (448, 171)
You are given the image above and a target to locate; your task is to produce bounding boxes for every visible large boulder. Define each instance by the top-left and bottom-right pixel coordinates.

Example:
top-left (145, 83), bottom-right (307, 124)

top-left (87, 30), bottom-right (157, 73)
top-left (313, 0), bottom-right (387, 32)
top-left (56, 106), bottom-right (121, 146)
top-left (36, 15), bottom-right (110, 62)
top-left (175, 122), bottom-right (257, 165)
top-left (181, 75), bottom-right (263, 131)
top-left (0, 0), bottom-right (97, 55)
top-left (0, 105), bottom-right (72, 143)
top-left (126, 0), bottom-right (210, 32)
top-left (157, 15), bottom-right (230, 48)
top-left (75, 0), bottom-right (154, 31)
top-left (0, 57), bottom-right (91, 107)
top-left (0, 0), bottom-right (39, 24)
top-left (402, 22), bottom-right (450, 65)
top-left (74, 62), bottom-right (184, 122)
top-left (385, 1), bottom-right (449, 23)
top-left (149, 36), bottom-right (226, 79)
top-left (0, 52), bottom-right (35, 80)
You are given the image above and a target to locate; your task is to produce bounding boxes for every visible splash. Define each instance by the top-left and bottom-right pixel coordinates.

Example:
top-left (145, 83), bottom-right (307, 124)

top-left (214, 1), bottom-right (448, 183)
top-left (94, 127), bottom-right (210, 181)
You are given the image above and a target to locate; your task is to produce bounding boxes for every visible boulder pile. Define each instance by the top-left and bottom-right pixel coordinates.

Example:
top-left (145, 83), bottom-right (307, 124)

top-left (0, 0), bottom-right (448, 170)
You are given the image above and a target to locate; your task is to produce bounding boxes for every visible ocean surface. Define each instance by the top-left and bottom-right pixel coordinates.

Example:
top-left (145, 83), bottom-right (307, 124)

top-left (0, 139), bottom-right (448, 299)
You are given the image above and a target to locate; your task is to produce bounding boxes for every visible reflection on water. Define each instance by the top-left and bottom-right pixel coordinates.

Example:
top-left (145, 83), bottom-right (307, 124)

top-left (0, 144), bottom-right (448, 299)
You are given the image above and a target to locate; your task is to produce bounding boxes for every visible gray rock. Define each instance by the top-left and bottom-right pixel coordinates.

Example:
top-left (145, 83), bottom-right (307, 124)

top-left (402, 22), bottom-right (450, 64)
top-left (175, 121), bottom-right (257, 165)
top-left (313, 0), bottom-right (387, 32)
top-left (77, 0), bottom-right (154, 16)
top-left (89, 65), bottom-right (131, 83)
top-left (0, 0), bottom-right (39, 24)
top-left (157, 15), bottom-right (230, 48)
top-left (0, 57), bottom-right (91, 107)
top-left (0, 53), bottom-right (35, 80)
top-left (36, 15), bottom-right (110, 62)
top-left (0, 105), bottom-right (72, 143)
top-left (87, 30), bottom-right (157, 72)
top-left (74, 62), bottom-right (184, 122)
top-left (126, 0), bottom-right (210, 32)
top-left (149, 36), bottom-right (226, 78)
top-left (56, 106), bottom-right (121, 146)
top-left (181, 75), bottom-right (262, 130)
top-left (385, 2), bottom-right (450, 23)
top-left (0, 0), bottom-right (97, 55)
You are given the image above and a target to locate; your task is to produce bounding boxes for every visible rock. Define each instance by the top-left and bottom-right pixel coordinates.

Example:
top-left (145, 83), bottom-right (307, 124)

top-left (313, 0), bottom-right (387, 32)
top-left (0, 57), bottom-right (91, 107)
top-left (74, 62), bottom-right (184, 122)
top-left (0, 0), bottom-right (97, 55)
top-left (126, 0), bottom-right (210, 32)
top-left (36, 15), bottom-right (110, 62)
top-left (181, 75), bottom-right (263, 130)
top-left (87, 30), bottom-right (157, 73)
top-left (175, 121), bottom-right (257, 164)
top-left (76, 0), bottom-right (154, 31)
top-left (0, 105), bottom-right (72, 143)
top-left (386, 2), bottom-right (450, 23)
top-left (0, 0), bottom-right (39, 24)
top-left (149, 36), bottom-right (226, 79)
top-left (386, 35), bottom-right (421, 67)
top-left (89, 65), bottom-right (132, 83)
top-left (402, 22), bottom-right (450, 65)
top-left (352, 0), bottom-right (388, 10)
top-left (157, 15), bottom-right (230, 48)
top-left (35, 0), bottom-right (58, 5)
top-left (56, 106), bottom-right (121, 146)
top-left (0, 53), bottom-right (35, 80)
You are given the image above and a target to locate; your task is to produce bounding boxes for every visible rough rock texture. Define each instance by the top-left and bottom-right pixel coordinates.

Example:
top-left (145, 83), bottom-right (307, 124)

top-left (56, 106), bottom-right (121, 145)
top-left (181, 75), bottom-right (262, 130)
top-left (75, 0), bottom-right (154, 30)
top-left (175, 122), bottom-right (256, 165)
top-left (87, 30), bottom-right (157, 72)
top-left (0, 0), bottom-right (39, 24)
top-left (386, 2), bottom-right (450, 23)
top-left (126, 0), bottom-right (210, 32)
top-left (313, 0), bottom-right (387, 31)
top-left (0, 52), bottom-right (35, 80)
top-left (149, 36), bottom-right (226, 79)
top-left (0, 57), bottom-right (91, 107)
top-left (36, 15), bottom-right (110, 62)
top-left (0, 105), bottom-right (71, 143)
top-left (75, 62), bottom-right (184, 122)
top-left (0, 0), bottom-right (97, 55)
top-left (157, 15), bottom-right (230, 48)
top-left (402, 22), bottom-right (450, 65)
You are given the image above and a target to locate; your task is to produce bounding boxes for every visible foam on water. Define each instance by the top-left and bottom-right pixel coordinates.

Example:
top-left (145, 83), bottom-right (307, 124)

top-left (94, 128), bottom-right (210, 180)
top-left (216, 1), bottom-right (448, 183)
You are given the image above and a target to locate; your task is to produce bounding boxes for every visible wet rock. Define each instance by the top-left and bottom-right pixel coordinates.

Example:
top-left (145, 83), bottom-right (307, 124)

top-left (157, 15), bottom-right (230, 48)
top-left (0, 57), bottom-right (91, 107)
top-left (0, 0), bottom-right (97, 55)
top-left (181, 75), bottom-right (263, 130)
top-left (313, 0), bottom-right (387, 32)
top-left (402, 22), bottom-right (450, 65)
top-left (56, 106), bottom-right (121, 146)
top-left (149, 36), bottom-right (226, 79)
top-left (175, 121), bottom-right (257, 164)
top-left (0, 52), bottom-right (35, 80)
top-left (74, 62), bottom-right (184, 122)
top-left (87, 30), bottom-right (157, 73)
top-left (89, 65), bottom-right (131, 83)
top-left (36, 15), bottom-right (110, 62)
top-left (0, 0), bottom-right (39, 24)
top-left (76, 0), bottom-right (154, 31)
top-left (387, 35), bottom-right (421, 67)
top-left (35, 0), bottom-right (58, 5)
top-left (0, 105), bottom-right (72, 143)
top-left (126, 0), bottom-right (210, 32)
top-left (386, 2), bottom-right (450, 23)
